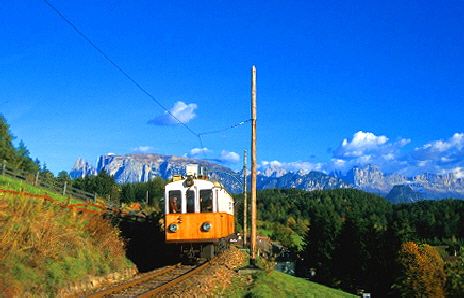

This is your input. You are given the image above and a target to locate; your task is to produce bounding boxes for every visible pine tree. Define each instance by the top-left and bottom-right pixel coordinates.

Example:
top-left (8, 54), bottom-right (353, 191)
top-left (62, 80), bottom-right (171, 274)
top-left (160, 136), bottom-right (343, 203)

top-left (0, 115), bottom-right (18, 164)
top-left (16, 140), bottom-right (39, 173)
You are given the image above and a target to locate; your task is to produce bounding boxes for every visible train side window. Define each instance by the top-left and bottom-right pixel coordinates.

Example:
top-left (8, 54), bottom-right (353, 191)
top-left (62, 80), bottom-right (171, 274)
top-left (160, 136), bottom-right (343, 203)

top-left (187, 190), bottom-right (195, 213)
top-left (169, 191), bottom-right (181, 214)
top-left (200, 190), bottom-right (213, 213)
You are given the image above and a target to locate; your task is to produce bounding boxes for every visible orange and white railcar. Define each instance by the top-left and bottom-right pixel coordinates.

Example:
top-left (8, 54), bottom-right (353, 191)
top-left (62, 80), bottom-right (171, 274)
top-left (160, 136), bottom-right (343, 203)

top-left (164, 165), bottom-right (235, 260)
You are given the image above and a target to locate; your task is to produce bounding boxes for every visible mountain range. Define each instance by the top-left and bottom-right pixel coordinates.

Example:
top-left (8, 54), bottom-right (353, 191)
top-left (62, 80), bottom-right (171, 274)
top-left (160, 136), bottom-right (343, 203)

top-left (70, 153), bottom-right (464, 202)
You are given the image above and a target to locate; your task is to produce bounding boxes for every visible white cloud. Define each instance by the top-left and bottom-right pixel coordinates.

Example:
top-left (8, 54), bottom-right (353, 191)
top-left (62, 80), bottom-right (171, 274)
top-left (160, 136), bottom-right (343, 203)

top-left (449, 167), bottom-right (464, 178)
top-left (382, 153), bottom-right (395, 161)
top-left (411, 133), bottom-right (464, 161)
top-left (131, 146), bottom-right (154, 153)
top-left (406, 133), bottom-right (464, 176)
top-left (184, 148), bottom-right (240, 165)
top-left (219, 150), bottom-right (240, 164)
top-left (148, 101), bottom-right (197, 125)
top-left (261, 160), bottom-right (284, 168)
top-left (333, 131), bottom-right (391, 158)
top-left (186, 147), bottom-right (211, 158)
top-left (328, 131), bottom-right (410, 174)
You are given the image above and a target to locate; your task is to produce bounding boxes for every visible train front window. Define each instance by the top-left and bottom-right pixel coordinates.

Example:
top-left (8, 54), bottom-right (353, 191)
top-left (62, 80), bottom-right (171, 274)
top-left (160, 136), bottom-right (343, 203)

top-left (200, 190), bottom-right (213, 213)
top-left (169, 191), bottom-right (181, 214)
top-left (187, 190), bottom-right (195, 213)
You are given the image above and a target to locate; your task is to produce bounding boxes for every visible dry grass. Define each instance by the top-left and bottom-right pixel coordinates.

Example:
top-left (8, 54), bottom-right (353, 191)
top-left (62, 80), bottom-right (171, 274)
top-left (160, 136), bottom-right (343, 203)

top-left (0, 193), bottom-right (133, 296)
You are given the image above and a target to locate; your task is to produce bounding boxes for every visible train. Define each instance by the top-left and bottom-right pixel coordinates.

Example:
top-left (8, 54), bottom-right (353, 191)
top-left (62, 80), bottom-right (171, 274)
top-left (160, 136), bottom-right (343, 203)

top-left (164, 164), bottom-right (235, 261)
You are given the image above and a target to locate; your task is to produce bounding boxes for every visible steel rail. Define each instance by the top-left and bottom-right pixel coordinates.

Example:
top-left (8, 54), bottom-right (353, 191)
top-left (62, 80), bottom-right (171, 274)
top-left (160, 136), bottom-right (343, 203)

top-left (86, 263), bottom-right (180, 297)
top-left (86, 257), bottom-right (217, 297)
top-left (138, 257), bottom-right (217, 297)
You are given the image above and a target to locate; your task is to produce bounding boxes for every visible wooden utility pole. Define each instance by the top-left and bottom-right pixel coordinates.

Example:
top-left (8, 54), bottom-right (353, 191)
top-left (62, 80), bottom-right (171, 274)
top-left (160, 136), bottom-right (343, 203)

top-left (243, 149), bottom-right (247, 247)
top-left (251, 65), bottom-right (257, 262)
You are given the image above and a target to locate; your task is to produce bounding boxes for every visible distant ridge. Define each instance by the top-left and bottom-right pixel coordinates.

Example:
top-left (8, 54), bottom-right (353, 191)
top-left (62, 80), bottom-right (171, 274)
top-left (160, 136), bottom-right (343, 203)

top-left (71, 153), bottom-right (231, 182)
top-left (71, 154), bottom-right (464, 200)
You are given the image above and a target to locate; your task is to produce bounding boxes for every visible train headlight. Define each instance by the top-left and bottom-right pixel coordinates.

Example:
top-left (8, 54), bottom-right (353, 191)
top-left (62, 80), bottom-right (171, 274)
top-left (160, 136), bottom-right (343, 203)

top-left (168, 223), bottom-right (178, 233)
top-left (201, 222), bottom-right (212, 232)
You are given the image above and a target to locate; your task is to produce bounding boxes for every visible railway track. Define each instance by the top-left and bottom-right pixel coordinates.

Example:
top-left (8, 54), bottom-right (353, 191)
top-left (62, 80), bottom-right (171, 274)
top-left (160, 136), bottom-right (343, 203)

top-left (86, 258), bottom-right (216, 297)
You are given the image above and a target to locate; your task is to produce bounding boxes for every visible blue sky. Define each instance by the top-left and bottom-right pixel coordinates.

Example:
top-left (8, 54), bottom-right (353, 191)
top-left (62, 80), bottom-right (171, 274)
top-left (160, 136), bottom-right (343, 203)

top-left (2, 0), bottom-right (463, 177)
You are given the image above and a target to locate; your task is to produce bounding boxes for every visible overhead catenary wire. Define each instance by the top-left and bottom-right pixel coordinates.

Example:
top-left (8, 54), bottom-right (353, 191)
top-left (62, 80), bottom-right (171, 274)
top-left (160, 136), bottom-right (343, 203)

top-left (41, 0), bottom-right (197, 137)
top-left (198, 119), bottom-right (252, 136)
top-left (42, 0), bottom-right (249, 158)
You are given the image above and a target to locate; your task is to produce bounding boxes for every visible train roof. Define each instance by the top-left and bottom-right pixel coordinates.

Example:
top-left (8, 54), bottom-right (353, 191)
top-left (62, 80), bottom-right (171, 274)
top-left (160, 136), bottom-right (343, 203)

top-left (167, 175), bottom-right (227, 190)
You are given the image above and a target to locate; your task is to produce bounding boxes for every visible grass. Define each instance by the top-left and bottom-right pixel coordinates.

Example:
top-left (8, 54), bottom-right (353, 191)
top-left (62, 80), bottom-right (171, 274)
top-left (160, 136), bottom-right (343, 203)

top-left (217, 251), bottom-right (356, 297)
top-left (249, 271), bottom-right (356, 297)
top-left (220, 270), bottom-right (357, 297)
top-left (0, 192), bottom-right (134, 296)
top-left (0, 176), bottom-right (107, 213)
top-left (220, 271), bottom-right (357, 297)
top-left (0, 175), bottom-right (84, 205)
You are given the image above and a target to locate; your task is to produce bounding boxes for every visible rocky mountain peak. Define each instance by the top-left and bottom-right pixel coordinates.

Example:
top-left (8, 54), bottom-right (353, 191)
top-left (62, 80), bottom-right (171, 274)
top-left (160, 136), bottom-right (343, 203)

top-left (260, 162), bottom-right (288, 177)
top-left (69, 154), bottom-right (464, 200)
top-left (70, 158), bottom-right (97, 178)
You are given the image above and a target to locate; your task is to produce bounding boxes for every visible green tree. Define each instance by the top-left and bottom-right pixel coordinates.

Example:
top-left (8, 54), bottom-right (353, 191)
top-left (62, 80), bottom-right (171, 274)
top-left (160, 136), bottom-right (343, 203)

top-left (293, 218), bottom-right (309, 237)
top-left (146, 177), bottom-right (166, 210)
top-left (0, 116), bottom-right (40, 174)
top-left (95, 170), bottom-right (115, 197)
top-left (334, 215), bottom-right (370, 292)
top-left (0, 115), bottom-right (19, 164)
top-left (15, 140), bottom-right (39, 173)
top-left (40, 163), bottom-right (55, 180)
top-left (445, 247), bottom-right (464, 297)
top-left (120, 183), bottom-right (136, 204)
top-left (271, 222), bottom-right (295, 249)
top-left (57, 171), bottom-right (72, 187)
top-left (304, 205), bottom-right (342, 287)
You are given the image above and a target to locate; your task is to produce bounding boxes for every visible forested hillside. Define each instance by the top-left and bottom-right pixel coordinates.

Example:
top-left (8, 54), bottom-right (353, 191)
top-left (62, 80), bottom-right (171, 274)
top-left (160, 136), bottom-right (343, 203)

top-left (232, 188), bottom-right (464, 296)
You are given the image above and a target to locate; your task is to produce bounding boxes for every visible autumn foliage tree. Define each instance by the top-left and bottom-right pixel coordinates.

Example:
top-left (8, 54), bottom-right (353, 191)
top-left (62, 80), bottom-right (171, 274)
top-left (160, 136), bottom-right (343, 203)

top-left (394, 242), bottom-right (446, 296)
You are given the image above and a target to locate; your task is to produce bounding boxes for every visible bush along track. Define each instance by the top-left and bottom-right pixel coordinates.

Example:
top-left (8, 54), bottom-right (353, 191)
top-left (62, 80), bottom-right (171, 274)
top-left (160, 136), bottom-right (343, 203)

top-left (0, 193), bottom-right (135, 296)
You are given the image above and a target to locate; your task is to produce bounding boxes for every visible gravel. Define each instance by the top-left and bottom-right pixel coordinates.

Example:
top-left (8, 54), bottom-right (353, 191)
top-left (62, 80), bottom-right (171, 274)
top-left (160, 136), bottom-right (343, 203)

top-left (157, 246), bottom-right (249, 296)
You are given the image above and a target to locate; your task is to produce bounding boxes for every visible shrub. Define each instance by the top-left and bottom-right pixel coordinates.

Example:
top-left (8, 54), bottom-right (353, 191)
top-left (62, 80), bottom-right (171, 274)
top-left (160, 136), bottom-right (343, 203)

top-left (0, 194), bottom-right (133, 296)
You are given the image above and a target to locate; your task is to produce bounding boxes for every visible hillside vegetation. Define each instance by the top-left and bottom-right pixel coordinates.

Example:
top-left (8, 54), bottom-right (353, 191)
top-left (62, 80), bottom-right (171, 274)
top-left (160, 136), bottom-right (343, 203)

top-left (233, 188), bottom-right (464, 296)
top-left (0, 192), bottom-right (134, 296)
top-left (0, 175), bottom-right (83, 205)
top-left (222, 269), bottom-right (356, 297)
top-left (250, 271), bottom-right (356, 297)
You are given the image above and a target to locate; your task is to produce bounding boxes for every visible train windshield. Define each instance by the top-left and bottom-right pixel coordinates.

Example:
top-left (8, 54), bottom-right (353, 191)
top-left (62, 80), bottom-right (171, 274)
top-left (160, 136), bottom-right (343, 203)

top-left (200, 189), bottom-right (213, 213)
top-left (187, 190), bottom-right (195, 213)
top-left (168, 190), bottom-right (181, 214)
